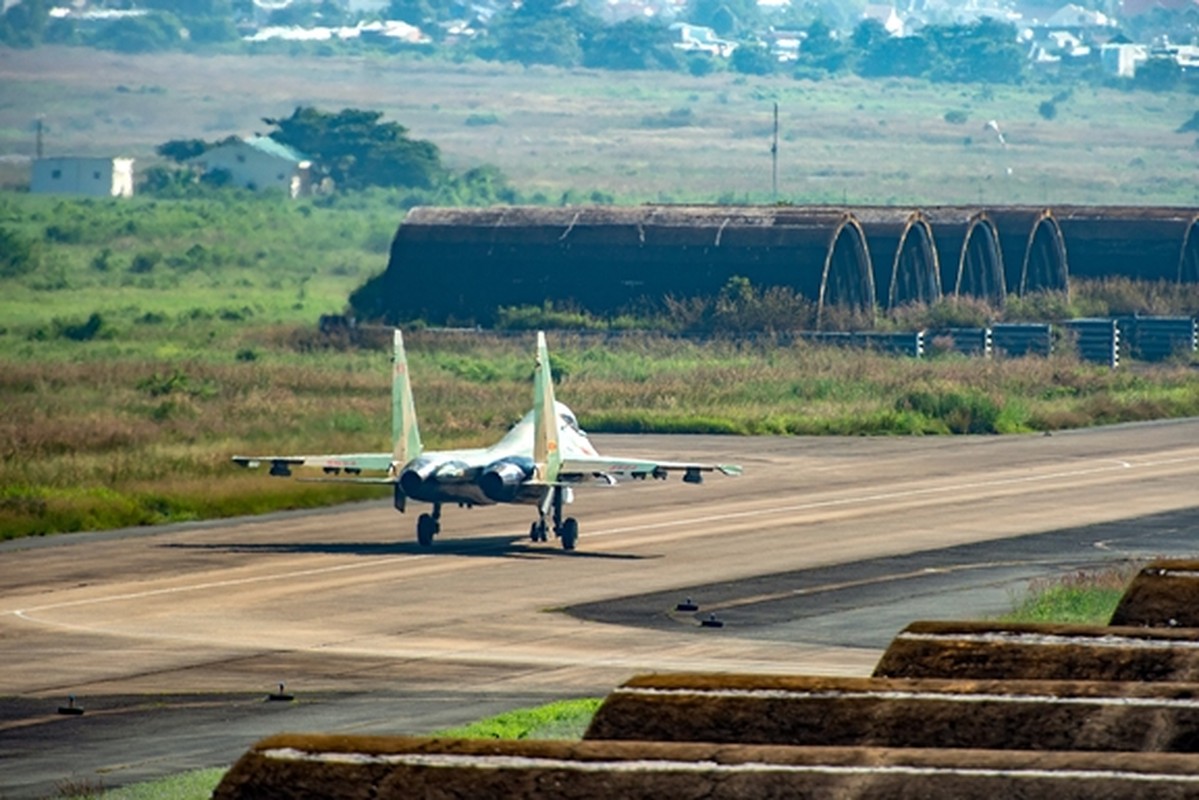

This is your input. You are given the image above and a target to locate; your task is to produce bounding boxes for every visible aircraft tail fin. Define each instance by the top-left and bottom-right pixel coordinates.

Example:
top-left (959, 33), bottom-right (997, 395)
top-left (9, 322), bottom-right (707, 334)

top-left (532, 331), bottom-right (561, 483)
top-left (392, 329), bottom-right (423, 467)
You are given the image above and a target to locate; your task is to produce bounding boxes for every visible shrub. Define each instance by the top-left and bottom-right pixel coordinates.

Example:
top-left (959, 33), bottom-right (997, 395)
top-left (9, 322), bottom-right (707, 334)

top-left (55, 312), bottom-right (105, 341)
top-left (464, 113), bottom-right (500, 126)
top-left (0, 226), bottom-right (39, 277)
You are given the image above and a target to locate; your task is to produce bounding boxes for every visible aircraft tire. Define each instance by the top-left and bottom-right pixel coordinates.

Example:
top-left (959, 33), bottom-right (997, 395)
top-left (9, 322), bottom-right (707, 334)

top-left (417, 514), bottom-right (436, 547)
top-left (560, 518), bottom-right (578, 551)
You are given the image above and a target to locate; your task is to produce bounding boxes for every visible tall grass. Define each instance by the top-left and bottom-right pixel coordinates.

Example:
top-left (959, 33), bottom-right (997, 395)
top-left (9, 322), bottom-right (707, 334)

top-left (1002, 565), bottom-right (1140, 625)
top-left (3, 329), bottom-right (1199, 538)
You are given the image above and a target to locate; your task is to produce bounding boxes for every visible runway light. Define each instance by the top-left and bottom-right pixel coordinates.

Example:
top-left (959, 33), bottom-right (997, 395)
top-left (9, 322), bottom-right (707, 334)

top-left (676, 597), bottom-right (699, 612)
top-left (701, 613), bottom-right (725, 629)
top-left (268, 682), bottom-right (295, 702)
top-left (57, 694), bottom-right (84, 715)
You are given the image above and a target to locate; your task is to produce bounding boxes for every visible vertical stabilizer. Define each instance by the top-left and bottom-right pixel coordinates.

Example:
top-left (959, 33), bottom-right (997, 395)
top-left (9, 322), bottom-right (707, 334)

top-left (392, 329), bottom-right (422, 467)
top-left (533, 331), bottom-right (561, 482)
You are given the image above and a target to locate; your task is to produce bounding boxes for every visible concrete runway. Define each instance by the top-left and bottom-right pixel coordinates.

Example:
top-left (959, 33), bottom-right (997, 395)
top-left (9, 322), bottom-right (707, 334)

top-left (3, 421), bottom-right (1199, 797)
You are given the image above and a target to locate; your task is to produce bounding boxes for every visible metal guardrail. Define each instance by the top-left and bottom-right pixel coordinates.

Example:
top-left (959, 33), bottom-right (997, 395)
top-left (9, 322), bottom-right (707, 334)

top-left (926, 328), bottom-right (993, 358)
top-left (799, 331), bottom-right (925, 358)
top-left (1060, 318), bottom-right (1120, 368)
top-left (1117, 316), bottom-right (1198, 362)
top-left (990, 323), bottom-right (1053, 358)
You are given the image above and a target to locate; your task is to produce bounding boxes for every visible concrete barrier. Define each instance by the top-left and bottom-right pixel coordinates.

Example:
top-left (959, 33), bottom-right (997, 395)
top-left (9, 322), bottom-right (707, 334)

top-left (213, 733), bottom-right (1199, 800)
top-left (874, 620), bottom-right (1199, 682)
top-left (584, 673), bottom-right (1199, 752)
top-left (1111, 561), bottom-right (1199, 628)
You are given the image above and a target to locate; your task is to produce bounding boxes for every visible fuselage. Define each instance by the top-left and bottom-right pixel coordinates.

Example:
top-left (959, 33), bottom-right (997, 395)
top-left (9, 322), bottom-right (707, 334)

top-left (397, 402), bottom-right (595, 507)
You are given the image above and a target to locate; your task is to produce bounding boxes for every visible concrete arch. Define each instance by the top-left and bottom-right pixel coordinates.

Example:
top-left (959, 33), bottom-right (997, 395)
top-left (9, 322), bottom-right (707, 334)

top-left (816, 214), bottom-right (876, 330)
top-left (950, 213), bottom-right (1005, 307)
top-left (887, 212), bottom-right (942, 310)
top-left (1179, 214), bottom-right (1199, 283)
top-left (988, 208), bottom-right (1069, 296)
top-left (1020, 210), bottom-right (1070, 296)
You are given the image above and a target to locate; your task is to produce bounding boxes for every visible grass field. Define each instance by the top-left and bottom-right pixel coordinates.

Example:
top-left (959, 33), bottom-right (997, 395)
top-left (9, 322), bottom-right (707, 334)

top-left (3, 51), bottom-right (1199, 539)
top-left (2, 47), bottom-right (1198, 205)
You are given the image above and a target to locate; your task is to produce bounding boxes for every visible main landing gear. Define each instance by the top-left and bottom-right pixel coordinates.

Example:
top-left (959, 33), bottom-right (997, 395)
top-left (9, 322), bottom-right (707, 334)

top-left (529, 487), bottom-right (578, 551)
top-left (416, 503), bottom-right (441, 547)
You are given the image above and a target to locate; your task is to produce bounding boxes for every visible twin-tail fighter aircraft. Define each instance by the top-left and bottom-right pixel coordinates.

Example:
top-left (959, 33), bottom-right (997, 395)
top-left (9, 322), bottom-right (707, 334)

top-left (233, 331), bottom-right (741, 550)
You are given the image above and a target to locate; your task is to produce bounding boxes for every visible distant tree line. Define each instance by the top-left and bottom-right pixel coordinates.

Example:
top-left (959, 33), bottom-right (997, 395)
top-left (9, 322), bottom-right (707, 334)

top-left (2, 0), bottom-right (1196, 93)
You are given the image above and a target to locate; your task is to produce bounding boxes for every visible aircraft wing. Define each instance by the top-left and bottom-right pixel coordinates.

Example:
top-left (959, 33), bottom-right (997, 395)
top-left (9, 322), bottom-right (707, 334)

top-left (558, 455), bottom-right (742, 482)
top-left (232, 452), bottom-right (394, 477)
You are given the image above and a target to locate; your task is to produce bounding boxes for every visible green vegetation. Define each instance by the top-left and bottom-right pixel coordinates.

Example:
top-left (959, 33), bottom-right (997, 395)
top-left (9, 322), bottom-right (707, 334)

top-left (434, 697), bottom-right (604, 740)
top-left (1, 193), bottom-right (1197, 539)
top-left (58, 767), bottom-right (226, 800)
top-left (1002, 565), bottom-right (1139, 625)
top-left (58, 698), bottom-right (601, 799)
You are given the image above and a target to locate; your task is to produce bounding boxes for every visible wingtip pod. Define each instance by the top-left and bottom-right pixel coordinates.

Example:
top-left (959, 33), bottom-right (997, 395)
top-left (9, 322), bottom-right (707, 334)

top-left (392, 328), bottom-right (423, 468)
top-left (717, 465), bottom-right (744, 477)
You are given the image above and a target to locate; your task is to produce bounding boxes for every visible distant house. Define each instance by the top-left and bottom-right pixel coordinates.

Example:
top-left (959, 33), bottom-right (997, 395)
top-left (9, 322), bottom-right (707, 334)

top-left (189, 136), bottom-right (312, 197)
top-left (1101, 42), bottom-right (1149, 76)
top-left (31, 157), bottom-right (135, 197)
top-left (668, 22), bottom-right (737, 58)
top-left (862, 4), bottom-right (905, 37)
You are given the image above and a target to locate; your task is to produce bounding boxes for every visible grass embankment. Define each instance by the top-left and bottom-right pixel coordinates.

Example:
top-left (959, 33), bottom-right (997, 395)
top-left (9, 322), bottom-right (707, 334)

top-left (5, 332), bottom-right (1199, 538)
top-left (1002, 565), bottom-right (1139, 625)
top-left (64, 699), bottom-right (604, 799)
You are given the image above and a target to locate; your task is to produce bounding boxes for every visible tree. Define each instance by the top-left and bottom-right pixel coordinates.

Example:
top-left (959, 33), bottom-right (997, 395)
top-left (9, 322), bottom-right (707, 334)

top-left (792, 19), bottom-right (849, 75)
top-left (685, 0), bottom-right (761, 37)
top-left (492, 17), bottom-right (584, 67)
top-left (0, 0), bottom-right (50, 47)
top-left (0, 227), bottom-right (39, 278)
top-left (924, 18), bottom-right (1025, 84)
top-left (583, 19), bottom-right (680, 71)
top-left (157, 139), bottom-right (210, 163)
top-left (1135, 57), bottom-right (1182, 92)
top-left (851, 18), bottom-right (887, 51)
top-left (857, 34), bottom-right (934, 78)
top-left (730, 41), bottom-right (775, 75)
top-left (88, 12), bottom-right (183, 53)
top-left (263, 107), bottom-right (446, 190)
top-left (480, 0), bottom-right (600, 67)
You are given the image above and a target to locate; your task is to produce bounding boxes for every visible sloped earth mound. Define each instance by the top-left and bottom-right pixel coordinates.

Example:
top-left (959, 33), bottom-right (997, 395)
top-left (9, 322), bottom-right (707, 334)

top-left (583, 673), bottom-right (1199, 752)
top-left (213, 733), bottom-right (1199, 800)
top-left (874, 620), bottom-right (1199, 682)
top-left (1110, 560), bottom-right (1199, 628)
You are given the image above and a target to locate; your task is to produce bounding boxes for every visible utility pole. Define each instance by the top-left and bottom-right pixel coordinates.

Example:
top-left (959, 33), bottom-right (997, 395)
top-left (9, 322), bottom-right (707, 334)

top-left (771, 102), bottom-right (779, 202)
top-left (35, 117), bottom-right (43, 159)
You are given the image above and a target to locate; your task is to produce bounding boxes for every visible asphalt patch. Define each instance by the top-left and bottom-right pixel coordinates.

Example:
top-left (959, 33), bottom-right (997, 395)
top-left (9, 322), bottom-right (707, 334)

top-left (565, 507), bottom-right (1199, 647)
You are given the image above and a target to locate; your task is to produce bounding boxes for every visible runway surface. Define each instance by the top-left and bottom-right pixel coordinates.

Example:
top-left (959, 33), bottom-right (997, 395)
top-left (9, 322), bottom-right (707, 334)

top-left (3, 421), bottom-right (1199, 797)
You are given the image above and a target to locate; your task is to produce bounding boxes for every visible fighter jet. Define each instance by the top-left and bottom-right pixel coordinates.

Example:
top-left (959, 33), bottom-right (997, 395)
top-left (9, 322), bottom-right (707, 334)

top-left (233, 331), bottom-right (740, 550)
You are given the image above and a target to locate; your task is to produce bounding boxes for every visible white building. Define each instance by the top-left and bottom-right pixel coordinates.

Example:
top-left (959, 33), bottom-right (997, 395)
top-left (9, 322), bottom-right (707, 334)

top-left (1101, 42), bottom-right (1149, 77)
top-left (668, 22), bottom-right (737, 57)
top-left (863, 5), bottom-right (905, 37)
top-left (189, 136), bottom-right (311, 197)
top-left (31, 157), bottom-right (135, 197)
